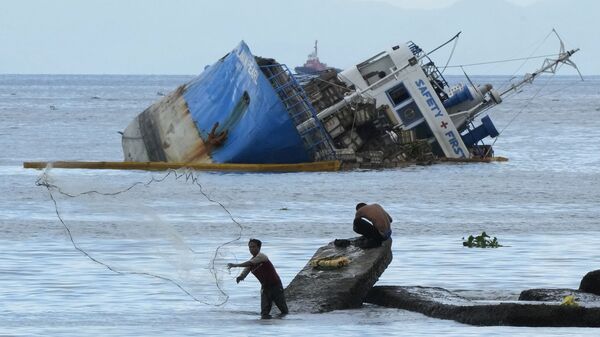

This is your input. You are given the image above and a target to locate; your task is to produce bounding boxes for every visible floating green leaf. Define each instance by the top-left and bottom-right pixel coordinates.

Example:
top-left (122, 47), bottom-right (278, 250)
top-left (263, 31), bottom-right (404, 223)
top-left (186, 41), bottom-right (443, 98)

top-left (462, 231), bottom-right (502, 248)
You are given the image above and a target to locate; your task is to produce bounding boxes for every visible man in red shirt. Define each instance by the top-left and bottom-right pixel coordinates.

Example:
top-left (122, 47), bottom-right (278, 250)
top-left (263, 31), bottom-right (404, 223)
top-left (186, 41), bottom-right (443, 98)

top-left (353, 202), bottom-right (393, 248)
top-left (227, 239), bottom-right (288, 319)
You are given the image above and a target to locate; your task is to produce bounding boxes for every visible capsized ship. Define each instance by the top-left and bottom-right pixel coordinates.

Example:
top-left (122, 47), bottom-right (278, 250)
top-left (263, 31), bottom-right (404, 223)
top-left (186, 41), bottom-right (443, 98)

top-left (122, 37), bottom-right (579, 169)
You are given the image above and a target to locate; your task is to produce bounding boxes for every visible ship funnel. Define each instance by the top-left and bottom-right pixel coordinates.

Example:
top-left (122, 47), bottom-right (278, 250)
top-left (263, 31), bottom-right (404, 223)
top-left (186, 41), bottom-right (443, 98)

top-left (443, 83), bottom-right (493, 114)
top-left (461, 115), bottom-right (499, 146)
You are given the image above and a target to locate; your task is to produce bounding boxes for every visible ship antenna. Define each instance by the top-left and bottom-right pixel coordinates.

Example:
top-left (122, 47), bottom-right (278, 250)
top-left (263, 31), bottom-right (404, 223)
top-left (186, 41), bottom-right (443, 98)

top-left (499, 29), bottom-right (581, 96)
top-left (553, 29), bottom-right (583, 80)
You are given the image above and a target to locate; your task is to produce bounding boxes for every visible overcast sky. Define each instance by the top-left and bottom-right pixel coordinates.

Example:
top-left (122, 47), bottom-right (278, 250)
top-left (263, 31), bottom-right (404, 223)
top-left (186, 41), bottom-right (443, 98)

top-left (0, 0), bottom-right (595, 75)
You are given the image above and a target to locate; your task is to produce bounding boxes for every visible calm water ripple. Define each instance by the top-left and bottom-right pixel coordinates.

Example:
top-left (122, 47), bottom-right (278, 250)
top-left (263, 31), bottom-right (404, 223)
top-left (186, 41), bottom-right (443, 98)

top-left (1, 75), bottom-right (599, 336)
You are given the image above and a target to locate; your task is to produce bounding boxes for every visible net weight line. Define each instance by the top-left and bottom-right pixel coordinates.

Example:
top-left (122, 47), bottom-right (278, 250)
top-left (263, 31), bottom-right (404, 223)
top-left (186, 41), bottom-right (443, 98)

top-left (36, 167), bottom-right (244, 306)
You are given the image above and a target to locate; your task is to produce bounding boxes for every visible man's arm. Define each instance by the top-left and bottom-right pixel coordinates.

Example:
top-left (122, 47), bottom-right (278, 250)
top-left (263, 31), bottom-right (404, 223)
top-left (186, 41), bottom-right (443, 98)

top-left (227, 261), bottom-right (254, 269)
top-left (227, 261), bottom-right (254, 284)
top-left (227, 253), bottom-right (269, 284)
top-left (227, 253), bottom-right (268, 269)
top-left (236, 267), bottom-right (251, 283)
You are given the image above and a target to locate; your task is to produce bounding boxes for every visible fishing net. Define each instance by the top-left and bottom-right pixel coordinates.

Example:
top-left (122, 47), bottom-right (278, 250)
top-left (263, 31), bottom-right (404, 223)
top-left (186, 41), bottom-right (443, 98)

top-left (36, 166), bottom-right (244, 306)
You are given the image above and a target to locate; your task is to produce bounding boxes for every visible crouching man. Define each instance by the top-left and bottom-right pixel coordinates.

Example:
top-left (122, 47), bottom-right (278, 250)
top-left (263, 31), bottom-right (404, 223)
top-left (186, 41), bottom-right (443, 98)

top-left (353, 202), bottom-right (393, 248)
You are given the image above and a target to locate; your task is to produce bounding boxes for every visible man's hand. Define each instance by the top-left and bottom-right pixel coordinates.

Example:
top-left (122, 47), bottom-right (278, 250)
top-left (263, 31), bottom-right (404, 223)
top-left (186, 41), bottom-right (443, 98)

top-left (227, 263), bottom-right (236, 269)
top-left (236, 276), bottom-right (244, 284)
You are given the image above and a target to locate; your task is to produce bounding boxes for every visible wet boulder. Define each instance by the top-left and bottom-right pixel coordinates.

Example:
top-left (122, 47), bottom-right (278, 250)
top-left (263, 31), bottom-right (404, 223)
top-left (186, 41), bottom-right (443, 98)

top-left (285, 238), bottom-right (392, 313)
top-left (366, 285), bottom-right (600, 327)
top-left (518, 288), bottom-right (600, 302)
top-left (519, 269), bottom-right (600, 301)
top-left (580, 269), bottom-right (600, 295)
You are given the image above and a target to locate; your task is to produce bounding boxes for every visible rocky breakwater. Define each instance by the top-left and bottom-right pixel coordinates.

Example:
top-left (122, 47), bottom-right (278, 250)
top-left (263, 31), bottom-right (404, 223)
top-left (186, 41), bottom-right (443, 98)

top-left (366, 269), bottom-right (600, 327)
top-left (285, 238), bottom-right (392, 313)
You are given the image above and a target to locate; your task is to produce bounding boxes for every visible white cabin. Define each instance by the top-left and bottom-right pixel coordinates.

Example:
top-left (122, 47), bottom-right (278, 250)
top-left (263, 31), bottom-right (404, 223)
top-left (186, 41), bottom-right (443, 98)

top-left (338, 43), bottom-right (470, 159)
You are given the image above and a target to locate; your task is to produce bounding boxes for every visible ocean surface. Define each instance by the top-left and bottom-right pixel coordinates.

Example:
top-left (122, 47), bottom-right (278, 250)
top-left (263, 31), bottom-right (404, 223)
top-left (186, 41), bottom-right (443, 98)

top-left (1, 74), bottom-right (599, 336)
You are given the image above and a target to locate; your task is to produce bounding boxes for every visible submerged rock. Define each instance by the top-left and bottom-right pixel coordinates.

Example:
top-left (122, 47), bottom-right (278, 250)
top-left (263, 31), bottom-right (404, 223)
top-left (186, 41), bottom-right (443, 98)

top-left (519, 269), bottom-right (600, 302)
top-left (285, 238), bottom-right (392, 313)
top-left (580, 270), bottom-right (600, 295)
top-left (519, 288), bottom-right (600, 303)
top-left (366, 286), bottom-right (600, 327)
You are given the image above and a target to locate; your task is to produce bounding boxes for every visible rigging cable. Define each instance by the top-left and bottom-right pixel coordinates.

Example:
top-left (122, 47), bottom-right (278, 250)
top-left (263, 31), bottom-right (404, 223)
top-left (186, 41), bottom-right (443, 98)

top-left (423, 31), bottom-right (462, 59)
top-left (444, 53), bottom-right (559, 69)
top-left (440, 34), bottom-right (460, 74)
top-left (484, 64), bottom-right (561, 157)
top-left (498, 29), bottom-right (556, 94)
top-left (36, 167), bottom-right (244, 306)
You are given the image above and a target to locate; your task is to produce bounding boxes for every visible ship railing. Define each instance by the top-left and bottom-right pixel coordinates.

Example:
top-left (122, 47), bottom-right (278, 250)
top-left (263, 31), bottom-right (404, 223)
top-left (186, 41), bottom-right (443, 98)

top-left (406, 41), bottom-right (449, 93)
top-left (266, 70), bottom-right (289, 81)
top-left (406, 41), bottom-right (423, 57)
top-left (422, 62), bottom-right (449, 91)
top-left (281, 91), bottom-right (304, 104)
top-left (259, 63), bottom-right (336, 161)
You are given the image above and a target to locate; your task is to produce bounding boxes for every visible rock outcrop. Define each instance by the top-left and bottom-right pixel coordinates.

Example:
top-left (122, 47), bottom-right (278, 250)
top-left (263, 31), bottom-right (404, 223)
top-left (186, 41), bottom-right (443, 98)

top-left (580, 269), bottom-right (600, 295)
top-left (517, 269), bottom-right (600, 303)
top-left (519, 288), bottom-right (600, 302)
top-left (284, 240), bottom-right (600, 327)
top-left (366, 285), bottom-right (600, 327)
top-left (285, 238), bottom-right (392, 313)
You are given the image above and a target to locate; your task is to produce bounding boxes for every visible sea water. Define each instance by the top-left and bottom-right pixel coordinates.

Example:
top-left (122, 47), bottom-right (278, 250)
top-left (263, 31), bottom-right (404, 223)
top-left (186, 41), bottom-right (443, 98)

top-left (1, 74), bottom-right (599, 336)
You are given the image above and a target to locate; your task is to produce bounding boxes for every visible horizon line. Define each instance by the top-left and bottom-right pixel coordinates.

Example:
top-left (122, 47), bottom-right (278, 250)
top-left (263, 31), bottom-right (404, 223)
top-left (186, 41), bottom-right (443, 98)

top-left (0, 73), bottom-right (593, 77)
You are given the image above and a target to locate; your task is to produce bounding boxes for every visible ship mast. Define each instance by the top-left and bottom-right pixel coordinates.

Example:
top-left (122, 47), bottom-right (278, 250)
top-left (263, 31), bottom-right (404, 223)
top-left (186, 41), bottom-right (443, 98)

top-left (500, 30), bottom-right (581, 97)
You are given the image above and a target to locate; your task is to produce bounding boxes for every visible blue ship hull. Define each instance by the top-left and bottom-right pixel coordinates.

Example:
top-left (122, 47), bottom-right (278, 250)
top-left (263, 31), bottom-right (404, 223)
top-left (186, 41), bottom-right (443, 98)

top-left (122, 42), bottom-right (327, 164)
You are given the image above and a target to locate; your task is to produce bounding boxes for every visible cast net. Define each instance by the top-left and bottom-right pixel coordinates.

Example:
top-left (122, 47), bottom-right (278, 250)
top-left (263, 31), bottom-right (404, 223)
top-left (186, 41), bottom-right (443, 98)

top-left (36, 166), bottom-right (244, 306)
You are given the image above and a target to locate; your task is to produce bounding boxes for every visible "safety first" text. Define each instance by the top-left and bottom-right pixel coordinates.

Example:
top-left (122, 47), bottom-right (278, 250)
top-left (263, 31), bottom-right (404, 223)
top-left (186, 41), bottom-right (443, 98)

top-left (415, 79), bottom-right (443, 117)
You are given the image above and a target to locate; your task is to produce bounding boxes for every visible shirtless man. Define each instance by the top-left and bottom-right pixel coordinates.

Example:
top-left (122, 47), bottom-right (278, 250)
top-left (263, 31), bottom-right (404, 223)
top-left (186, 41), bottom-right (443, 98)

top-left (353, 202), bottom-right (393, 248)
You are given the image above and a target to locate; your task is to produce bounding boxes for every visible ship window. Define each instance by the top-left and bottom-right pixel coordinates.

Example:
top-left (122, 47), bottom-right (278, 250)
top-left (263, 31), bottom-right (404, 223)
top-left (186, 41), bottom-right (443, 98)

top-left (386, 83), bottom-right (411, 107)
top-left (358, 54), bottom-right (395, 85)
top-left (396, 101), bottom-right (423, 129)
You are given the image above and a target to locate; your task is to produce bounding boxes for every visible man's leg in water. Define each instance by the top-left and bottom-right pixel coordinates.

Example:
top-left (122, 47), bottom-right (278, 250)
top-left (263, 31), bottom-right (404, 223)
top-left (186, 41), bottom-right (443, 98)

top-left (271, 286), bottom-right (288, 316)
top-left (260, 287), bottom-right (272, 319)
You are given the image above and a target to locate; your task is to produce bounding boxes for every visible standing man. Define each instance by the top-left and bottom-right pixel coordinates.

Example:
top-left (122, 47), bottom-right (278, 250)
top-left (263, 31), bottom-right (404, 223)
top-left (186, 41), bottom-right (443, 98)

top-left (353, 202), bottom-right (393, 248)
top-left (227, 238), bottom-right (289, 319)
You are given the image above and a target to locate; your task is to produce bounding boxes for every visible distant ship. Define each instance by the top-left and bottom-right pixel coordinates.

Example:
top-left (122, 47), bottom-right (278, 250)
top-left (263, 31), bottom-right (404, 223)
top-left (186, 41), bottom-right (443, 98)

top-left (294, 40), bottom-right (333, 75)
top-left (122, 35), bottom-right (579, 169)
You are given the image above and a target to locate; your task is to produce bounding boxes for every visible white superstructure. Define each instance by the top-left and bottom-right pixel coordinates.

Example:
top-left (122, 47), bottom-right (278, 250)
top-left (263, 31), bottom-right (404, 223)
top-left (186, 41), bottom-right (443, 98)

top-left (338, 43), bottom-right (470, 158)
